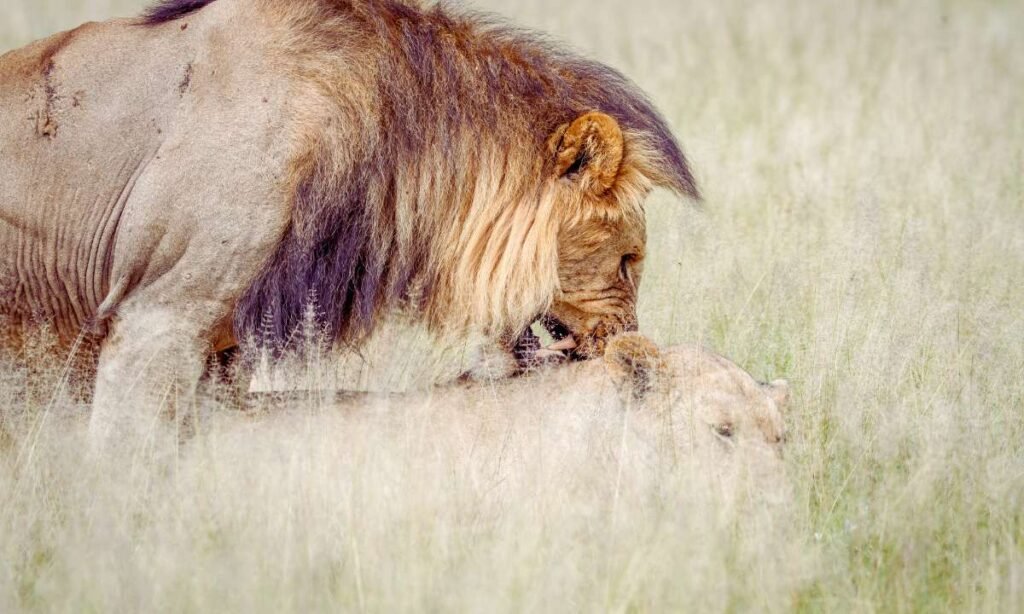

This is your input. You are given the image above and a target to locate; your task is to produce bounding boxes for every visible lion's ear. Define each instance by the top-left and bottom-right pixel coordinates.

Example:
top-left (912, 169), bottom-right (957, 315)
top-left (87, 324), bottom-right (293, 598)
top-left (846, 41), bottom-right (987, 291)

top-left (763, 379), bottom-right (790, 411)
top-left (604, 333), bottom-right (665, 401)
top-left (552, 111), bottom-right (624, 196)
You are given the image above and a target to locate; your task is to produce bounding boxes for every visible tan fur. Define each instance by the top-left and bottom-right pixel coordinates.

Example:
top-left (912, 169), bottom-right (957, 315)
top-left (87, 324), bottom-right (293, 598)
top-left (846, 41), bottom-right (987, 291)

top-left (602, 334), bottom-right (788, 455)
top-left (430, 333), bottom-right (789, 469)
top-left (0, 0), bottom-right (697, 449)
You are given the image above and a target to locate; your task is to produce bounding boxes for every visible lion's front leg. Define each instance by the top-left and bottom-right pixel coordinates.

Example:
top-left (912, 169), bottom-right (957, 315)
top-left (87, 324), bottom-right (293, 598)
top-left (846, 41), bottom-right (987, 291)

top-left (89, 303), bottom-right (219, 454)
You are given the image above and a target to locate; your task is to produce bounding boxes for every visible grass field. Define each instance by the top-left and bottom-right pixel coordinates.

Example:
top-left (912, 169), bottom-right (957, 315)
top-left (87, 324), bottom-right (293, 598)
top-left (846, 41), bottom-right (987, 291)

top-left (2, 0), bottom-right (1023, 612)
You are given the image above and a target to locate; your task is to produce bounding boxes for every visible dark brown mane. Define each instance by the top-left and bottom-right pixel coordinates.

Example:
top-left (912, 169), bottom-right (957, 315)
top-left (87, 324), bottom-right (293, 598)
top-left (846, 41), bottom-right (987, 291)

top-left (231, 0), bottom-right (698, 350)
top-left (143, 0), bottom-right (218, 24)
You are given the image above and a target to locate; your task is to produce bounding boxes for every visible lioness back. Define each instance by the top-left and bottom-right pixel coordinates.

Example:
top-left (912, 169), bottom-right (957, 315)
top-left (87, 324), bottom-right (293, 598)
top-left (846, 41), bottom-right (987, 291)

top-left (231, 335), bottom-right (789, 478)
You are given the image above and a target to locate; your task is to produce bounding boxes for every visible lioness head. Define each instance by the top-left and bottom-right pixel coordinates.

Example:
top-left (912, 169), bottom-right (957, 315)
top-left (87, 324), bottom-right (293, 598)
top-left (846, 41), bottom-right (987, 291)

top-left (603, 333), bottom-right (789, 462)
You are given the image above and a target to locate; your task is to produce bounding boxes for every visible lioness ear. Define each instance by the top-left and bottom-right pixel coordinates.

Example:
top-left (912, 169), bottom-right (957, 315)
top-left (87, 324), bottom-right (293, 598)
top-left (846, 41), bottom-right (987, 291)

top-left (552, 111), bottom-right (625, 196)
top-left (763, 379), bottom-right (790, 410)
top-left (604, 333), bottom-right (665, 401)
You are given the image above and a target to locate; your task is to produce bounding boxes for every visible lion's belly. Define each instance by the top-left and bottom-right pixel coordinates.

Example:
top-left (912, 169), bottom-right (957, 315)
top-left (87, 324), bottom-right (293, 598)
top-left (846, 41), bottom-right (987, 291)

top-left (0, 151), bottom-right (153, 340)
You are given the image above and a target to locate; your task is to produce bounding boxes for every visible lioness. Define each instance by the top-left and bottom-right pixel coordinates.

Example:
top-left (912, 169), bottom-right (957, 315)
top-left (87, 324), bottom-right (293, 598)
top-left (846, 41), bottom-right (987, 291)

top-left (239, 334), bottom-right (789, 475)
top-left (0, 0), bottom-right (697, 447)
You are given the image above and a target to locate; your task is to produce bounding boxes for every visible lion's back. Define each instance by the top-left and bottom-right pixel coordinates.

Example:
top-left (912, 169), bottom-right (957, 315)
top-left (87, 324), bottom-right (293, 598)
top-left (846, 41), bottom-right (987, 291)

top-left (0, 4), bottom-right (296, 341)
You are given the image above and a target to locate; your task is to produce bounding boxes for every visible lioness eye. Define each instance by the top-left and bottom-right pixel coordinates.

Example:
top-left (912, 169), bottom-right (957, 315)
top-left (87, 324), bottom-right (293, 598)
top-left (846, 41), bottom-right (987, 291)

top-left (714, 424), bottom-right (733, 438)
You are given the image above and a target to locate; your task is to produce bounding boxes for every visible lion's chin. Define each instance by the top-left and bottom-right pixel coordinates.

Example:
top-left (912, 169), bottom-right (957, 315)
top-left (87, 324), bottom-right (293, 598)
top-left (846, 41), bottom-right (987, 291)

top-left (510, 315), bottom-right (584, 370)
top-left (526, 313), bottom-right (638, 363)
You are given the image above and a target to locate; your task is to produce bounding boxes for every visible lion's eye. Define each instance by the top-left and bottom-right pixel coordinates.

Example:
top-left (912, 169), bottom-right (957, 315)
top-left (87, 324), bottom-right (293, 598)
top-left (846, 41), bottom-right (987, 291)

top-left (619, 254), bottom-right (637, 282)
top-left (714, 424), bottom-right (734, 438)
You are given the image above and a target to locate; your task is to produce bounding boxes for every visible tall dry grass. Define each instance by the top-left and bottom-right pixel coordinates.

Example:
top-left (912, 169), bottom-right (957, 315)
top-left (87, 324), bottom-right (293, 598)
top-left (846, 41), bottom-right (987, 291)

top-left (2, 0), bottom-right (1023, 612)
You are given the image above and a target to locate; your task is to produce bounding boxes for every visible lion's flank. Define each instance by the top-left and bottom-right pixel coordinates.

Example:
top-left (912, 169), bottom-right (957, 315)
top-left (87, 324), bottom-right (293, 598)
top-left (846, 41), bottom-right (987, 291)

top-left (143, 0), bottom-right (217, 24)
top-left (225, 0), bottom-right (698, 349)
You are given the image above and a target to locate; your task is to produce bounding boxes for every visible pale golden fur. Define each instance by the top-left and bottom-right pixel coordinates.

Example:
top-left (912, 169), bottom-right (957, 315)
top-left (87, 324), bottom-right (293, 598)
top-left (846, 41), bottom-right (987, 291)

top-left (319, 333), bottom-right (790, 469)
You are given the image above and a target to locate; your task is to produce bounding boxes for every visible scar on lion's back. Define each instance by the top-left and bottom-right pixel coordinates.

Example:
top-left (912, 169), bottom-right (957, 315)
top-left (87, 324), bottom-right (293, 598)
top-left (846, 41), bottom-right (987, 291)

top-left (16, 28), bottom-right (81, 139)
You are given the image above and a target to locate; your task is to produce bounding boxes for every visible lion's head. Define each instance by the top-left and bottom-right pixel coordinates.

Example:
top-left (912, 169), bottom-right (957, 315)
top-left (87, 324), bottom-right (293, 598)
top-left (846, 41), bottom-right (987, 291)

top-left (541, 112), bottom-right (654, 360)
top-left (487, 105), bottom-right (696, 368)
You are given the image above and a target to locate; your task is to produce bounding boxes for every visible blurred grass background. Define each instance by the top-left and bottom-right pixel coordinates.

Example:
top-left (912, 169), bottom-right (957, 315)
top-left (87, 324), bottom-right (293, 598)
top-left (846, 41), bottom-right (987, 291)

top-left (2, 0), bottom-right (1023, 612)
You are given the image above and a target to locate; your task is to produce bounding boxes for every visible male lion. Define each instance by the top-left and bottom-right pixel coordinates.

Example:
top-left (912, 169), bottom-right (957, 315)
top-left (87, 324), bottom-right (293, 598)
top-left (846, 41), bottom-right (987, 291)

top-left (0, 0), bottom-right (697, 448)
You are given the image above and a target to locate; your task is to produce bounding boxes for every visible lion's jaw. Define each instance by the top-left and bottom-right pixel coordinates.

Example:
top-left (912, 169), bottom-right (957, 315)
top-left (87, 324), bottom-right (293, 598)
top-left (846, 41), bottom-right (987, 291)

top-left (544, 210), bottom-right (646, 360)
top-left (541, 305), bottom-right (638, 360)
